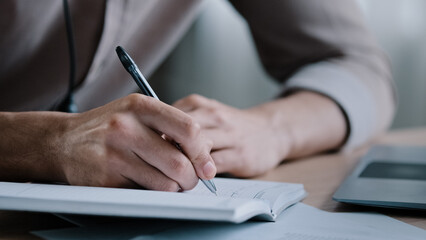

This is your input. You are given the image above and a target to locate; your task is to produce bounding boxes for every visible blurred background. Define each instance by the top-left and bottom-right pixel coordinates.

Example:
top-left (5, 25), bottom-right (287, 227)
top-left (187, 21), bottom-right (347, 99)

top-left (150, 0), bottom-right (426, 130)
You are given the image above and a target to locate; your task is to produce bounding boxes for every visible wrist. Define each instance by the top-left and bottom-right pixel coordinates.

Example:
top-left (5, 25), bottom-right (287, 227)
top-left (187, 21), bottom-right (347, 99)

top-left (0, 111), bottom-right (71, 182)
top-left (247, 103), bottom-right (295, 163)
top-left (248, 91), bottom-right (347, 160)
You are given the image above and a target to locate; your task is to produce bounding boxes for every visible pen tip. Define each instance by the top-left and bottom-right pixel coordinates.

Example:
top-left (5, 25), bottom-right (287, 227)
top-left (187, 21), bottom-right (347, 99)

top-left (211, 181), bottom-right (217, 191)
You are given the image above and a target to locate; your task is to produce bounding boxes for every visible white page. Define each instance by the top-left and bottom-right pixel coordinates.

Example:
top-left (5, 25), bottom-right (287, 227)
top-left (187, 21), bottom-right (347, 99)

top-left (33, 203), bottom-right (425, 240)
top-left (0, 179), bottom-right (304, 223)
top-left (0, 181), bottom-right (231, 209)
top-left (186, 178), bottom-right (304, 209)
top-left (0, 179), bottom-right (302, 210)
top-left (46, 179), bottom-right (304, 227)
top-left (278, 204), bottom-right (423, 240)
top-left (0, 180), bottom-right (260, 223)
top-left (326, 211), bottom-right (426, 240)
top-left (143, 203), bottom-right (423, 240)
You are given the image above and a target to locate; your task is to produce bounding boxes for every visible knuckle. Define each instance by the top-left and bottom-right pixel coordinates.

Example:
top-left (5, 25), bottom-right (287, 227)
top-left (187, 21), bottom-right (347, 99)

top-left (182, 117), bottom-right (200, 139)
top-left (125, 93), bottom-right (144, 110)
top-left (157, 180), bottom-right (179, 192)
top-left (215, 115), bottom-right (226, 126)
top-left (169, 155), bottom-right (191, 175)
top-left (208, 108), bottom-right (226, 124)
top-left (206, 139), bottom-right (213, 150)
top-left (206, 107), bottom-right (218, 116)
top-left (107, 113), bottom-right (131, 136)
top-left (182, 177), bottom-right (199, 191)
top-left (196, 152), bottom-right (211, 165)
top-left (108, 113), bottom-right (126, 129)
top-left (186, 94), bottom-right (203, 104)
top-left (125, 93), bottom-right (156, 112)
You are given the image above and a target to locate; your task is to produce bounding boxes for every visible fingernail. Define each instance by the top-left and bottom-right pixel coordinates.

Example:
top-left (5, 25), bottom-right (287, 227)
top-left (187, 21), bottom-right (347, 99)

top-left (203, 161), bottom-right (216, 179)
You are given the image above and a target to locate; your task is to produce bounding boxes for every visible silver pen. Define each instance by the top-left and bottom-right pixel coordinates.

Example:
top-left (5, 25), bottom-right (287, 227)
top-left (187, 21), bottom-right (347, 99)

top-left (116, 46), bottom-right (217, 195)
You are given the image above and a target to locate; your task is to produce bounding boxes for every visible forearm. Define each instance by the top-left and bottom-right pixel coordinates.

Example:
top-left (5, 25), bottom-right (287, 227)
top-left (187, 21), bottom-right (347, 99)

top-left (248, 91), bottom-right (347, 160)
top-left (231, 0), bottom-right (395, 149)
top-left (0, 111), bottom-right (68, 182)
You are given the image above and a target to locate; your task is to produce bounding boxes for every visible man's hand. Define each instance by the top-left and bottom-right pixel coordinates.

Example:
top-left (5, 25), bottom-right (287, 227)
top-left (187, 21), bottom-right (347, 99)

top-left (0, 94), bottom-right (216, 191)
top-left (173, 95), bottom-right (291, 177)
top-left (173, 92), bottom-right (347, 177)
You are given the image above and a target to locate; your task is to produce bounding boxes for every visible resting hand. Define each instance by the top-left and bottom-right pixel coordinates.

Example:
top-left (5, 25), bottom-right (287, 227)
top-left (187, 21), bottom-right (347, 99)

top-left (173, 92), bottom-right (347, 178)
top-left (173, 95), bottom-right (290, 177)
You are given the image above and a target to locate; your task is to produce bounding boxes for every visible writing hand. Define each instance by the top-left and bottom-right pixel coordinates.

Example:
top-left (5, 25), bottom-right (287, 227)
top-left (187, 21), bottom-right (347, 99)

top-left (0, 94), bottom-right (216, 191)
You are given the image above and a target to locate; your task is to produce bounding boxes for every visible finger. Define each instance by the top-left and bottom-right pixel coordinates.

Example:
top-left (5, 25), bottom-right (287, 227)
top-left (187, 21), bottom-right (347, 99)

top-left (183, 134), bottom-right (216, 180)
top-left (103, 144), bottom-right (181, 191)
top-left (123, 152), bottom-right (182, 192)
top-left (172, 94), bottom-right (212, 112)
top-left (130, 125), bottom-right (199, 190)
top-left (105, 112), bottom-right (199, 190)
top-left (116, 175), bottom-right (143, 189)
top-left (161, 133), bottom-right (216, 181)
top-left (185, 108), bottom-right (222, 129)
top-left (203, 128), bottom-right (234, 150)
top-left (128, 95), bottom-right (200, 145)
top-left (124, 94), bottom-right (217, 180)
top-left (211, 149), bottom-right (240, 174)
top-left (161, 132), bottom-right (215, 181)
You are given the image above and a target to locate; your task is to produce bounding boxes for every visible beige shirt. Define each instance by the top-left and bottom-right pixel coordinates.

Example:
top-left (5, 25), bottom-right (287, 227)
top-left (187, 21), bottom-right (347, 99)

top-left (0, 0), bottom-right (396, 149)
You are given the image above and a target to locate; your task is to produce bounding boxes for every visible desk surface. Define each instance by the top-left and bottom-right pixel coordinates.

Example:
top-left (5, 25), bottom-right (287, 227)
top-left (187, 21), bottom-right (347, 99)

top-left (255, 127), bottom-right (426, 230)
top-left (1, 127), bottom-right (426, 239)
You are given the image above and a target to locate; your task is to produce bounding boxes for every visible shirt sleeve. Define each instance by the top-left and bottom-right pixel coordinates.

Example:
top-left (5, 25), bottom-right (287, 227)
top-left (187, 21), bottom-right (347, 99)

top-left (229, 0), bottom-right (396, 149)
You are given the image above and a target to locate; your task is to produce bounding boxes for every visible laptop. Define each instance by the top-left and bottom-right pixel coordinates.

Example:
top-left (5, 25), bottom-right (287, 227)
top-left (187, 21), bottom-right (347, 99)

top-left (333, 145), bottom-right (426, 209)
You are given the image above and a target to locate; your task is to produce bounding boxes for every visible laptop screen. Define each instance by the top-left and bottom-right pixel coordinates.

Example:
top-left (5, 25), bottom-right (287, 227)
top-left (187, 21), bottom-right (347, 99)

top-left (359, 161), bottom-right (426, 181)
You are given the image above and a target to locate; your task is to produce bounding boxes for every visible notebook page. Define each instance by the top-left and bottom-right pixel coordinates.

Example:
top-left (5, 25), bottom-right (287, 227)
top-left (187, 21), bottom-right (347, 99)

top-left (0, 181), bottom-right (236, 209)
top-left (186, 178), bottom-right (303, 208)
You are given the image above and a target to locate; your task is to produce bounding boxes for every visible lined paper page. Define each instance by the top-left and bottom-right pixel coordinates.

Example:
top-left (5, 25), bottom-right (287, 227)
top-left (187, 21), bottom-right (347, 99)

top-left (0, 181), bottom-right (233, 209)
top-left (186, 178), bottom-right (303, 208)
top-left (0, 178), bottom-right (302, 209)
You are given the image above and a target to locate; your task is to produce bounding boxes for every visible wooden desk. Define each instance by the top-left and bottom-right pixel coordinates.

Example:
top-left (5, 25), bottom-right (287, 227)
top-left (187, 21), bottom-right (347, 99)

top-left (255, 127), bottom-right (426, 230)
top-left (1, 128), bottom-right (425, 239)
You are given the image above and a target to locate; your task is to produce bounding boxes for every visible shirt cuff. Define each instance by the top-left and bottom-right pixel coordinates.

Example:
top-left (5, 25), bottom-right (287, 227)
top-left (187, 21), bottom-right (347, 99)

top-left (281, 61), bottom-right (377, 150)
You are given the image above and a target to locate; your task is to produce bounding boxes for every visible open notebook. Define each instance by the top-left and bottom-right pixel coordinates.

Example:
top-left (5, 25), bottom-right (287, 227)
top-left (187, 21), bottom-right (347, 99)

top-left (0, 178), bottom-right (306, 223)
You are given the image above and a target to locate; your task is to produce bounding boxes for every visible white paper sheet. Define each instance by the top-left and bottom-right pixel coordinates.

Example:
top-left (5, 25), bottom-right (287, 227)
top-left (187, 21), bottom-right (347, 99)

top-left (0, 179), bottom-right (305, 222)
top-left (33, 203), bottom-right (426, 240)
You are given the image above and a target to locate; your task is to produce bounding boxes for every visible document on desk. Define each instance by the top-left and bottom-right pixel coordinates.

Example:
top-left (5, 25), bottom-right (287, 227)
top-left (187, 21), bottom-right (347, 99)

top-left (140, 203), bottom-right (425, 240)
top-left (0, 178), bottom-right (306, 223)
top-left (33, 203), bottom-right (426, 240)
